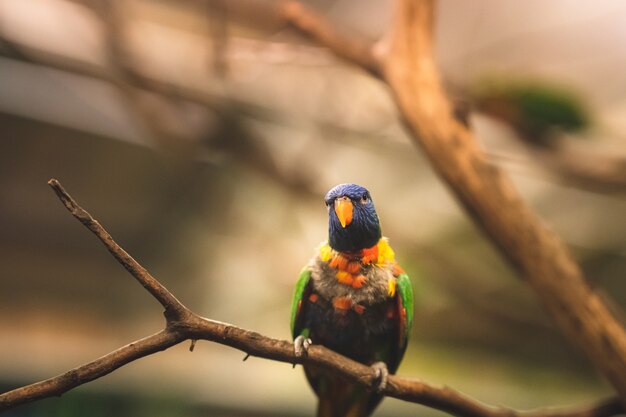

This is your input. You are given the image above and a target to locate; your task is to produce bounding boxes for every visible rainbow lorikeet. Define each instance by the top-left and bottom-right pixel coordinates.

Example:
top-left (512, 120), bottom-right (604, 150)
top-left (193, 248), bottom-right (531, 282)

top-left (290, 183), bottom-right (414, 417)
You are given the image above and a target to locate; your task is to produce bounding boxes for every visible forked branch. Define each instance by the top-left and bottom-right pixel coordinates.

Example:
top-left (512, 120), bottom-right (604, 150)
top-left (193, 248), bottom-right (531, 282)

top-left (0, 180), bottom-right (620, 417)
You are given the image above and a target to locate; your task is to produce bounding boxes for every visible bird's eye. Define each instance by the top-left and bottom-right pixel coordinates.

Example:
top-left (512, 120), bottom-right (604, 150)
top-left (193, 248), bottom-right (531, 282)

top-left (360, 195), bottom-right (369, 204)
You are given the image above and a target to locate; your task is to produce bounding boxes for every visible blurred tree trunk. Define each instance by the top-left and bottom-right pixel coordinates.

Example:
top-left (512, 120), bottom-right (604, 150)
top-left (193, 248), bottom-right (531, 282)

top-left (379, 0), bottom-right (626, 400)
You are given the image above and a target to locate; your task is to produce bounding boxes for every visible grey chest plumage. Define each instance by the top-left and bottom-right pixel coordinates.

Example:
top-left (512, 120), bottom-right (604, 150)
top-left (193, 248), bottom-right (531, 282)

top-left (307, 256), bottom-right (394, 306)
top-left (301, 256), bottom-right (397, 361)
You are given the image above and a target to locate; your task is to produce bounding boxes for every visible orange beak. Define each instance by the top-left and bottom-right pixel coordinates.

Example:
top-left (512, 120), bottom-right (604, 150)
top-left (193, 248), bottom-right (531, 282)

top-left (334, 197), bottom-right (353, 228)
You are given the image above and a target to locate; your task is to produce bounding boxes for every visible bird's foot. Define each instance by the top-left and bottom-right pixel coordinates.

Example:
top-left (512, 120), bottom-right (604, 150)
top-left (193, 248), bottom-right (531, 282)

top-left (294, 335), bottom-right (312, 358)
top-left (370, 361), bottom-right (388, 393)
top-left (293, 335), bottom-right (312, 367)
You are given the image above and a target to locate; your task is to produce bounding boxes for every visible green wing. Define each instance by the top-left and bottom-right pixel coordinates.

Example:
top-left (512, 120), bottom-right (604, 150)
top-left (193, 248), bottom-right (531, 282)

top-left (396, 273), bottom-right (414, 352)
top-left (290, 267), bottom-right (312, 339)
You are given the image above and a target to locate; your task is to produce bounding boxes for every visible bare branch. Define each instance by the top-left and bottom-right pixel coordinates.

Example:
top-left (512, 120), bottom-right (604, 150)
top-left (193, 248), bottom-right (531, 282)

top-left (0, 180), bottom-right (621, 417)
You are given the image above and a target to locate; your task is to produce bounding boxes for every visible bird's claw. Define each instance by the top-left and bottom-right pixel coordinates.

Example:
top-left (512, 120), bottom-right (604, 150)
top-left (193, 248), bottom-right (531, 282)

top-left (371, 362), bottom-right (389, 393)
top-left (293, 335), bottom-right (312, 361)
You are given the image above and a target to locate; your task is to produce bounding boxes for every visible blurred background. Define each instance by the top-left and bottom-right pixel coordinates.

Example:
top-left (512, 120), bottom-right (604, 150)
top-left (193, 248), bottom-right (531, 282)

top-left (1, 0), bottom-right (626, 416)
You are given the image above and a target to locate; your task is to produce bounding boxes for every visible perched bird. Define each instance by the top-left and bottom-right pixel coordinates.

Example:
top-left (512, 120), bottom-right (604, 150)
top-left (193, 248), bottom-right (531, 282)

top-left (291, 183), bottom-right (414, 417)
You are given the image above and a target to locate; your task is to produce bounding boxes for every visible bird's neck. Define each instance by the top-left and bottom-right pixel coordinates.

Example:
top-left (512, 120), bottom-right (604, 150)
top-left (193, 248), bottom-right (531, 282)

top-left (336, 244), bottom-right (379, 264)
top-left (320, 237), bottom-right (394, 266)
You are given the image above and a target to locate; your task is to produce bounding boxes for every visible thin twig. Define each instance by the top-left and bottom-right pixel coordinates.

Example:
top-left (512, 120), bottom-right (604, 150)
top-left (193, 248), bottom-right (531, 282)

top-left (0, 180), bottom-right (621, 417)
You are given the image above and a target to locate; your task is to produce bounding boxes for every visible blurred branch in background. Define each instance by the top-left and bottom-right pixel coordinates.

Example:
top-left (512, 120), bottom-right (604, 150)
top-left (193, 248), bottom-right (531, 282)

top-left (0, 5), bottom-right (320, 197)
top-left (0, 180), bottom-right (622, 417)
top-left (487, 137), bottom-right (626, 194)
top-left (474, 79), bottom-right (626, 194)
top-left (2, 0), bottom-right (623, 201)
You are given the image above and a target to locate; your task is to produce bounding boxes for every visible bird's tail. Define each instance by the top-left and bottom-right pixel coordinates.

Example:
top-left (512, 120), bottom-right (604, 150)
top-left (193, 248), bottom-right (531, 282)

top-left (317, 396), bottom-right (368, 417)
top-left (307, 365), bottom-right (380, 417)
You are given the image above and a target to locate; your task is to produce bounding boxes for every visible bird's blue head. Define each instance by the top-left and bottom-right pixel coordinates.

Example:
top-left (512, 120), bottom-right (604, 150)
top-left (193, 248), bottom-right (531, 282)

top-left (324, 183), bottom-right (382, 253)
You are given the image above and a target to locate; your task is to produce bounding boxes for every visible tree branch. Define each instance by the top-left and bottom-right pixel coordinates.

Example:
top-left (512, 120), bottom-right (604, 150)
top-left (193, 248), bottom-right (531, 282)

top-left (0, 180), bottom-right (621, 417)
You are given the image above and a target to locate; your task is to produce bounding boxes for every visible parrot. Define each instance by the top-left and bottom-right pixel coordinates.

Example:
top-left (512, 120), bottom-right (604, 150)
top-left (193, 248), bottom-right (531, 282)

top-left (290, 183), bottom-right (414, 417)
